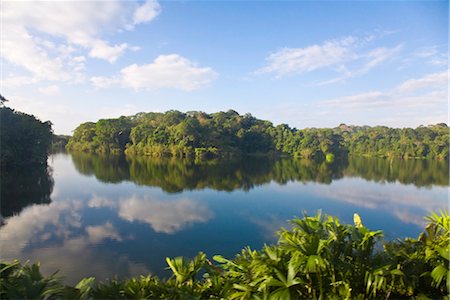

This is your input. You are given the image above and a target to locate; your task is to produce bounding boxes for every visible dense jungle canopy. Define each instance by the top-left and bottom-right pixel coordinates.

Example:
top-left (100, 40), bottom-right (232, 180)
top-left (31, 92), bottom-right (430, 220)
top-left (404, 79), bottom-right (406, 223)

top-left (66, 110), bottom-right (449, 160)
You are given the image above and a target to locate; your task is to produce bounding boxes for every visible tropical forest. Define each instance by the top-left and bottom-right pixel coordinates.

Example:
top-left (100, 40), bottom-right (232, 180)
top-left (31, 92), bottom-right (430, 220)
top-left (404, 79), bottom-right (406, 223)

top-left (66, 110), bottom-right (449, 160)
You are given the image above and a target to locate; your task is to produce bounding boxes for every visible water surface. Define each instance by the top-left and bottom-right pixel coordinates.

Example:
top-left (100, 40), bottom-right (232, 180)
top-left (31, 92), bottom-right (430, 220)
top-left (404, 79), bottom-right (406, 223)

top-left (0, 153), bottom-right (448, 284)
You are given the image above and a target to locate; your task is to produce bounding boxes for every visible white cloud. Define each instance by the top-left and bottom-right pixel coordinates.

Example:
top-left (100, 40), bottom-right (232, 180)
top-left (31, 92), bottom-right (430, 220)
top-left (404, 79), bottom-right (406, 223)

top-left (318, 70), bottom-right (448, 127)
top-left (38, 85), bottom-right (60, 95)
top-left (2, 75), bottom-right (38, 88)
top-left (414, 46), bottom-right (438, 58)
top-left (257, 34), bottom-right (402, 83)
top-left (88, 41), bottom-right (130, 63)
top-left (323, 70), bottom-right (447, 109)
top-left (412, 46), bottom-right (448, 67)
top-left (133, 0), bottom-right (161, 25)
top-left (429, 56), bottom-right (447, 67)
top-left (117, 195), bottom-right (213, 234)
top-left (362, 45), bottom-right (403, 73)
top-left (2, 1), bottom-right (160, 85)
top-left (316, 45), bottom-right (402, 86)
top-left (396, 70), bottom-right (448, 93)
top-left (257, 36), bottom-right (358, 78)
top-left (2, 25), bottom-right (70, 81)
top-left (323, 91), bottom-right (388, 109)
top-left (90, 76), bottom-right (120, 89)
top-left (92, 54), bottom-right (218, 91)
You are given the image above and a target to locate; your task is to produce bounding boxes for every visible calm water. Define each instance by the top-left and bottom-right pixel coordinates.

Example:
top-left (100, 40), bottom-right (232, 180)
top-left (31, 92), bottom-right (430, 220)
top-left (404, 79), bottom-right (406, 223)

top-left (1, 153), bottom-right (448, 284)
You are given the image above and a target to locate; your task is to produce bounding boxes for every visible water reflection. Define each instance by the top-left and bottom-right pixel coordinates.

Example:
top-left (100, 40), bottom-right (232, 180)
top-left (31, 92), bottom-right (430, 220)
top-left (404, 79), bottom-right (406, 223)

top-left (0, 164), bottom-right (54, 217)
top-left (345, 156), bottom-right (449, 187)
top-left (89, 194), bottom-right (213, 234)
top-left (70, 153), bottom-right (449, 191)
top-left (0, 172), bottom-right (214, 283)
top-left (0, 153), bottom-right (447, 284)
top-left (71, 153), bottom-right (348, 192)
top-left (0, 197), bottom-right (164, 284)
top-left (71, 154), bottom-right (129, 184)
top-left (306, 178), bottom-right (446, 228)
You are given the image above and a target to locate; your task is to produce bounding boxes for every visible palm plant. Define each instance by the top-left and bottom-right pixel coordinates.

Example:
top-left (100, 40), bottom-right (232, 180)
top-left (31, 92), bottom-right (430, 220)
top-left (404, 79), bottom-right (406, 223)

top-left (0, 260), bottom-right (66, 299)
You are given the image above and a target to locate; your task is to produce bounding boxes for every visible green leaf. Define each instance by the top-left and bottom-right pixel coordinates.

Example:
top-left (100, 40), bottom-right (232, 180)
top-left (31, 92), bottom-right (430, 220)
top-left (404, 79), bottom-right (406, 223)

top-left (75, 277), bottom-right (95, 300)
top-left (270, 287), bottom-right (290, 300)
top-left (430, 264), bottom-right (448, 287)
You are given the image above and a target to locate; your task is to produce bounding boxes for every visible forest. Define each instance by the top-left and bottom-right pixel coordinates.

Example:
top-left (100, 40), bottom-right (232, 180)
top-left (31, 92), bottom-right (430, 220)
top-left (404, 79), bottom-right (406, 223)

top-left (66, 110), bottom-right (449, 160)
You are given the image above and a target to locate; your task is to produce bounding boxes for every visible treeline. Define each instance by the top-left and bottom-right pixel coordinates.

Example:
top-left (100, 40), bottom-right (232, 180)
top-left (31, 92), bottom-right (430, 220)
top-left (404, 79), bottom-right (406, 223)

top-left (66, 110), bottom-right (449, 159)
top-left (1, 211), bottom-right (448, 299)
top-left (336, 123), bottom-right (449, 159)
top-left (70, 153), bottom-right (449, 192)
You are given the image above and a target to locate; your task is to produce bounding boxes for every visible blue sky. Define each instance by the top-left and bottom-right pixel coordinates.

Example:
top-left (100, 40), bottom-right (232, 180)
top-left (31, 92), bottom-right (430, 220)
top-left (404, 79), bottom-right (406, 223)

top-left (2, 0), bottom-right (448, 134)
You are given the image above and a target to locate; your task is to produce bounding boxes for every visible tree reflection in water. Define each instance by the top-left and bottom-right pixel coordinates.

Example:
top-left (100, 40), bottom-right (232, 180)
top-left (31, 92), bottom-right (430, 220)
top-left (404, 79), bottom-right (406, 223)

top-left (70, 153), bottom-right (449, 192)
top-left (1, 164), bottom-right (54, 218)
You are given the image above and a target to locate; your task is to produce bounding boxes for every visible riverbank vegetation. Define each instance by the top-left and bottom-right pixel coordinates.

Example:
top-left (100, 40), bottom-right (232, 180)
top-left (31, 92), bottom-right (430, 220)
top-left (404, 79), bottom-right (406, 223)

top-left (0, 106), bottom-right (53, 167)
top-left (1, 211), bottom-right (448, 299)
top-left (66, 110), bottom-right (449, 160)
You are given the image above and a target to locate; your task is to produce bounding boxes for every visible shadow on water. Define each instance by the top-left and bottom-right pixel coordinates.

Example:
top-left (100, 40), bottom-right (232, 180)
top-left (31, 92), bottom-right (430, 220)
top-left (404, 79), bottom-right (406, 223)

top-left (0, 164), bottom-right (54, 218)
top-left (69, 152), bottom-right (449, 192)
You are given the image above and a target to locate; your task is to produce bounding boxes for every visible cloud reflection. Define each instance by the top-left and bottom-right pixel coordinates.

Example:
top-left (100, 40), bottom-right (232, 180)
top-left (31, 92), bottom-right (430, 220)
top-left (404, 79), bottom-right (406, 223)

top-left (0, 200), bottom-right (150, 284)
top-left (117, 195), bottom-right (213, 234)
top-left (0, 192), bottom-right (213, 284)
top-left (88, 194), bottom-right (214, 234)
top-left (0, 201), bottom-right (82, 258)
top-left (86, 222), bottom-right (122, 243)
top-left (307, 178), bottom-right (447, 226)
top-left (25, 235), bottom-right (149, 285)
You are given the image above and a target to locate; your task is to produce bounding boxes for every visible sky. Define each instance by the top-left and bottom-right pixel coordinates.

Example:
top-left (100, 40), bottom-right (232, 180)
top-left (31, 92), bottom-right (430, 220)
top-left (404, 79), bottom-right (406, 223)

top-left (1, 0), bottom-right (448, 135)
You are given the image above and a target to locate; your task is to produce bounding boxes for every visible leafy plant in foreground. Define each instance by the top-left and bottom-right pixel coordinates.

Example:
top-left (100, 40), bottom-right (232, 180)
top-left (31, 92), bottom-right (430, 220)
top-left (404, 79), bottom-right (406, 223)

top-left (1, 211), bottom-right (448, 299)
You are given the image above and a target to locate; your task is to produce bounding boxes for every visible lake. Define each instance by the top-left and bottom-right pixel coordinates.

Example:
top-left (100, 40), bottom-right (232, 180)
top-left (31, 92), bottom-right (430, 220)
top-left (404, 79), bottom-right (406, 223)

top-left (0, 152), bottom-right (448, 284)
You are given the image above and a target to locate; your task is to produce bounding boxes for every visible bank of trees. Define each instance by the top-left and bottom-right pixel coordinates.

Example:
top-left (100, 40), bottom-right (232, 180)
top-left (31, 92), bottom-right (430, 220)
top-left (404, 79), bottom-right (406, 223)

top-left (0, 104), bottom-right (53, 167)
top-left (1, 211), bottom-right (448, 299)
top-left (336, 123), bottom-right (449, 159)
top-left (66, 110), bottom-right (449, 159)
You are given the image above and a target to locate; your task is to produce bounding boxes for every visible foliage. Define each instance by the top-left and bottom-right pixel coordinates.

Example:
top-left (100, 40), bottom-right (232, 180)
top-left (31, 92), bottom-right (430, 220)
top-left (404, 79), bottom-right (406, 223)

top-left (67, 110), bottom-right (448, 159)
top-left (1, 211), bottom-right (448, 299)
top-left (0, 107), bottom-right (53, 167)
top-left (336, 123), bottom-right (449, 160)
